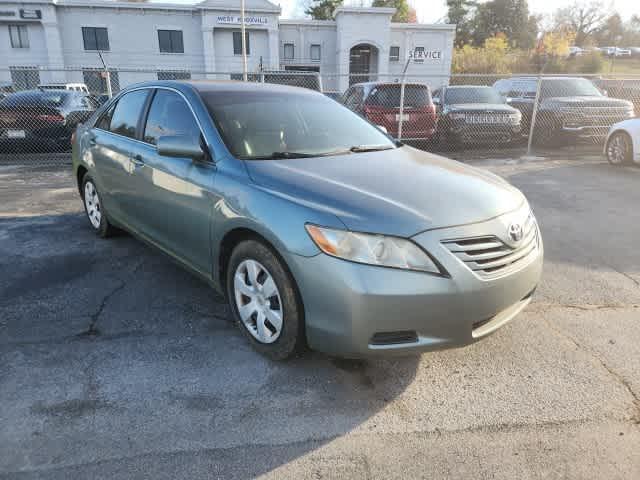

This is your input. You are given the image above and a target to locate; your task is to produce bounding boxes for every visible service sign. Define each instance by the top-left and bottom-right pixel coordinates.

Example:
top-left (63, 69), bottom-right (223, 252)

top-left (408, 48), bottom-right (443, 62)
top-left (216, 15), bottom-right (268, 26)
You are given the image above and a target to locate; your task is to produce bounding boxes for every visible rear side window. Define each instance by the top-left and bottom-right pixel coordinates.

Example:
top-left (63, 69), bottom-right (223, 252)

top-left (366, 85), bottom-right (431, 108)
top-left (108, 90), bottom-right (148, 139)
top-left (143, 90), bottom-right (200, 145)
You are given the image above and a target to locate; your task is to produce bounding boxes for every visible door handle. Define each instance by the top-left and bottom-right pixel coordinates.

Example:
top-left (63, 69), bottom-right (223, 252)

top-left (131, 154), bottom-right (145, 167)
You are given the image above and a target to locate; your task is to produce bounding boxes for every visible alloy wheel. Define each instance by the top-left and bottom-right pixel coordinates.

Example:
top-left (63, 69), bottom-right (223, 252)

top-left (607, 133), bottom-right (629, 165)
top-left (233, 259), bottom-right (283, 344)
top-left (84, 181), bottom-right (102, 229)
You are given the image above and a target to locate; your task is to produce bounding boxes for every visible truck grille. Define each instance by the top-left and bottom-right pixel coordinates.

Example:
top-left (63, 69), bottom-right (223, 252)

top-left (442, 214), bottom-right (539, 278)
top-left (465, 113), bottom-right (511, 124)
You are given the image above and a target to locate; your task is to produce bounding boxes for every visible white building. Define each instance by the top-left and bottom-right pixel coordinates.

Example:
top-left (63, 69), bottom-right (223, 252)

top-left (0, 0), bottom-right (455, 93)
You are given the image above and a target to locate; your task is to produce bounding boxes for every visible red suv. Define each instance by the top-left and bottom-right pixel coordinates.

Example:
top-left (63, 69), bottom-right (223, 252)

top-left (341, 82), bottom-right (437, 141)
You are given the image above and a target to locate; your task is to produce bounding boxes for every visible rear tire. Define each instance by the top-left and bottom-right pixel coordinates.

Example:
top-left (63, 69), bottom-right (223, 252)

top-left (226, 239), bottom-right (306, 360)
top-left (81, 173), bottom-right (116, 238)
top-left (606, 131), bottom-right (633, 166)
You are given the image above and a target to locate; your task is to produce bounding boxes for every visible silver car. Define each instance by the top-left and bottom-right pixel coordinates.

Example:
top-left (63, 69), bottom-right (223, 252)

top-left (73, 81), bottom-right (543, 360)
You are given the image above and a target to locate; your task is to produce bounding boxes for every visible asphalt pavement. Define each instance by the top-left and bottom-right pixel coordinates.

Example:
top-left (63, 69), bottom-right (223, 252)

top-left (1, 156), bottom-right (639, 479)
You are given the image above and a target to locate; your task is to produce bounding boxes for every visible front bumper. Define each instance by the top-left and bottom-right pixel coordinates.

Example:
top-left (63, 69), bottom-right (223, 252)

top-left (287, 204), bottom-right (543, 357)
top-left (450, 124), bottom-right (521, 144)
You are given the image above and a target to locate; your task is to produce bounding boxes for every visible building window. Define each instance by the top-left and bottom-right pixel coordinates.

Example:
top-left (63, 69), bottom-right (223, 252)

top-left (10, 67), bottom-right (40, 90)
top-left (310, 44), bottom-right (321, 62)
top-left (82, 27), bottom-right (109, 51)
top-left (283, 43), bottom-right (294, 60)
top-left (9, 25), bottom-right (29, 48)
top-left (83, 69), bottom-right (120, 95)
top-left (157, 71), bottom-right (191, 80)
top-left (158, 30), bottom-right (184, 54)
top-left (413, 46), bottom-right (425, 62)
top-left (389, 46), bottom-right (400, 62)
top-left (232, 31), bottom-right (250, 55)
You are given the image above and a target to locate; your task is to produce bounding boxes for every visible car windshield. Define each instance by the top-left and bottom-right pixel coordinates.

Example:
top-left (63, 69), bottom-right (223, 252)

top-left (201, 90), bottom-right (396, 160)
top-left (0, 91), bottom-right (69, 107)
top-left (445, 87), bottom-right (504, 105)
top-left (366, 84), bottom-right (431, 108)
top-left (540, 78), bottom-right (602, 98)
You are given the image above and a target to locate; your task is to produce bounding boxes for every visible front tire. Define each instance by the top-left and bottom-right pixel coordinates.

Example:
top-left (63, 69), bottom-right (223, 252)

top-left (226, 239), bottom-right (305, 360)
top-left (606, 131), bottom-right (633, 166)
top-left (81, 173), bottom-right (116, 238)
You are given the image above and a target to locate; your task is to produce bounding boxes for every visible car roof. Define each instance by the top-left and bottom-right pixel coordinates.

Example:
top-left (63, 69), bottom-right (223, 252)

top-left (121, 80), bottom-right (323, 98)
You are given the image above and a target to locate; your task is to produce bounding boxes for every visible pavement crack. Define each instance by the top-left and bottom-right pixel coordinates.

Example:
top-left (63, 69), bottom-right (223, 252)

top-left (77, 260), bottom-right (145, 338)
top-left (541, 316), bottom-right (640, 424)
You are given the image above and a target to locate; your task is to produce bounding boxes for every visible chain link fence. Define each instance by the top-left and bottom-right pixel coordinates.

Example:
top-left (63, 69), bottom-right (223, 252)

top-left (0, 67), bottom-right (638, 166)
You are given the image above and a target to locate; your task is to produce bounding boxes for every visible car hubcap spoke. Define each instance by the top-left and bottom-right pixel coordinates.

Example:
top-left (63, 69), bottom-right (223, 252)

top-left (233, 259), bottom-right (283, 344)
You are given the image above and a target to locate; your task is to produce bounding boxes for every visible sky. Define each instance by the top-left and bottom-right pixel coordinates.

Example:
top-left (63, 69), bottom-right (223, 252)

top-left (158, 0), bottom-right (637, 23)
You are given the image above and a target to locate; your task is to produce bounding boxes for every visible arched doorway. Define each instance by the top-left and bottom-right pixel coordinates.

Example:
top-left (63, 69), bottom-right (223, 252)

top-left (349, 43), bottom-right (379, 85)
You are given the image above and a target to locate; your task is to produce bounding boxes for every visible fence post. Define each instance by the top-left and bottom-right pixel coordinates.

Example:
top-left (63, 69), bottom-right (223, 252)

top-left (398, 77), bottom-right (406, 141)
top-left (526, 75), bottom-right (543, 157)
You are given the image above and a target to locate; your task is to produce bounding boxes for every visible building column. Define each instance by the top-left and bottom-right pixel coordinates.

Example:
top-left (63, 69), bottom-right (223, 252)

top-left (42, 22), bottom-right (65, 82)
top-left (268, 28), bottom-right (279, 70)
top-left (202, 26), bottom-right (216, 78)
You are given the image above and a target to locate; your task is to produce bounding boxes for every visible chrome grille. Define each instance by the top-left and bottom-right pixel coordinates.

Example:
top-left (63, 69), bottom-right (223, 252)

top-left (442, 214), bottom-right (539, 278)
top-left (465, 113), bottom-right (511, 124)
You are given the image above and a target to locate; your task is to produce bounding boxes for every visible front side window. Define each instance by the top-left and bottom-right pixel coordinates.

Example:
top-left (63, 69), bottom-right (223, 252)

top-left (232, 31), bottom-right (250, 55)
top-left (310, 44), bottom-right (321, 62)
top-left (158, 30), bottom-right (184, 53)
top-left (82, 27), bottom-right (109, 51)
top-left (9, 25), bottom-right (29, 48)
top-left (202, 90), bottom-right (395, 160)
top-left (283, 43), bottom-right (294, 60)
top-left (389, 46), bottom-right (400, 62)
top-left (108, 89), bottom-right (148, 139)
top-left (143, 90), bottom-right (199, 145)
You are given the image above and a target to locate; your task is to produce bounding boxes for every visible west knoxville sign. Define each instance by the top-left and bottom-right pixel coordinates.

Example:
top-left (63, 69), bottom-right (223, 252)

top-left (216, 15), bottom-right (268, 26)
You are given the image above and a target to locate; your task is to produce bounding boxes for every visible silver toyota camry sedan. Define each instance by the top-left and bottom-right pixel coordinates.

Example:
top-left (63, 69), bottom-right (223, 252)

top-left (72, 81), bottom-right (543, 360)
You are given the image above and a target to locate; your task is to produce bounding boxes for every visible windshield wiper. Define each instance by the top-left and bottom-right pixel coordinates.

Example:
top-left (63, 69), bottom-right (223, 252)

top-left (349, 144), bottom-right (395, 153)
top-left (264, 151), bottom-right (321, 159)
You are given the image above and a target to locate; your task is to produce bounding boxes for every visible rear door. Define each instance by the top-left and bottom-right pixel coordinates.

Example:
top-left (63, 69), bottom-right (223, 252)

top-left (88, 89), bottom-right (150, 225)
top-left (134, 88), bottom-right (216, 275)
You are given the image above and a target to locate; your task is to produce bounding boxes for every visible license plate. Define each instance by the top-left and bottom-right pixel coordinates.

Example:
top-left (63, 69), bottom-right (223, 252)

top-left (6, 129), bottom-right (26, 138)
top-left (395, 113), bottom-right (410, 122)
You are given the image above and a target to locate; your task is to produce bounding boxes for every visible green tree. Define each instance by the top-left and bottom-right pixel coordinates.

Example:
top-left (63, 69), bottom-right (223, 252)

top-left (305, 0), bottom-right (343, 20)
top-left (446, 0), bottom-right (474, 47)
top-left (471, 0), bottom-right (538, 49)
top-left (372, 0), bottom-right (414, 23)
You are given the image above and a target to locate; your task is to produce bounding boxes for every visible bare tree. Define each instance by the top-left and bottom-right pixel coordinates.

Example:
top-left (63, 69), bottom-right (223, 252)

top-left (553, 1), bottom-right (609, 45)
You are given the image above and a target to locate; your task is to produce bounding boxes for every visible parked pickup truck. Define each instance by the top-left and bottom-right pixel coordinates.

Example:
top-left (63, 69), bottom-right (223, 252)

top-left (494, 76), bottom-right (635, 146)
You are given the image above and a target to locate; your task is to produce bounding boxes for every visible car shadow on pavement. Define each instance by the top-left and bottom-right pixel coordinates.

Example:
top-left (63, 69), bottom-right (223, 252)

top-left (0, 212), bottom-right (420, 478)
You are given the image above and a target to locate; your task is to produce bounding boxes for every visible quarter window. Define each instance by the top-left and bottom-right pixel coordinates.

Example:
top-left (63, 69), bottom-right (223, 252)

top-left (9, 25), bottom-right (29, 48)
top-left (232, 31), bottom-right (250, 55)
top-left (143, 90), bottom-right (200, 145)
top-left (158, 30), bottom-right (184, 54)
top-left (108, 90), bottom-right (149, 139)
top-left (96, 103), bottom-right (116, 130)
top-left (310, 44), bottom-right (321, 62)
top-left (82, 27), bottom-right (109, 51)
top-left (283, 43), bottom-right (294, 60)
top-left (389, 46), bottom-right (400, 62)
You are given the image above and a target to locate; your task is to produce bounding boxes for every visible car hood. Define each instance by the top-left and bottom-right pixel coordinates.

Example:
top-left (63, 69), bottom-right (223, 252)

top-left (542, 96), bottom-right (633, 108)
top-left (446, 103), bottom-right (515, 113)
top-left (244, 146), bottom-right (525, 238)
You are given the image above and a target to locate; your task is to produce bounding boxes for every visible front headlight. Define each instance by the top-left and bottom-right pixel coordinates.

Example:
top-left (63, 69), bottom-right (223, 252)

top-left (509, 111), bottom-right (522, 124)
top-left (305, 224), bottom-right (442, 274)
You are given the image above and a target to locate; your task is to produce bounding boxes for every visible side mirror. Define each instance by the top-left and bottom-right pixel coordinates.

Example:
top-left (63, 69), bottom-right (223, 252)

top-left (432, 97), bottom-right (440, 106)
top-left (376, 125), bottom-right (388, 134)
top-left (157, 134), bottom-right (205, 160)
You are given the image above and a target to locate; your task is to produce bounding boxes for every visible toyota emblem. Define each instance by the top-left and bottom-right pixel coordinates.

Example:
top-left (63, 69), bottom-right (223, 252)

top-left (508, 223), bottom-right (523, 243)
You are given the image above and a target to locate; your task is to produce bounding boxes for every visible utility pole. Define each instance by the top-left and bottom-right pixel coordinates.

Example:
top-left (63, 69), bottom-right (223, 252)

top-left (241, 0), bottom-right (248, 81)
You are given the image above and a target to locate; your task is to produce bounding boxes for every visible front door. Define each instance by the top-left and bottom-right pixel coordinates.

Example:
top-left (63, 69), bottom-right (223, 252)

top-left (134, 88), bottom-right (216, 276)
